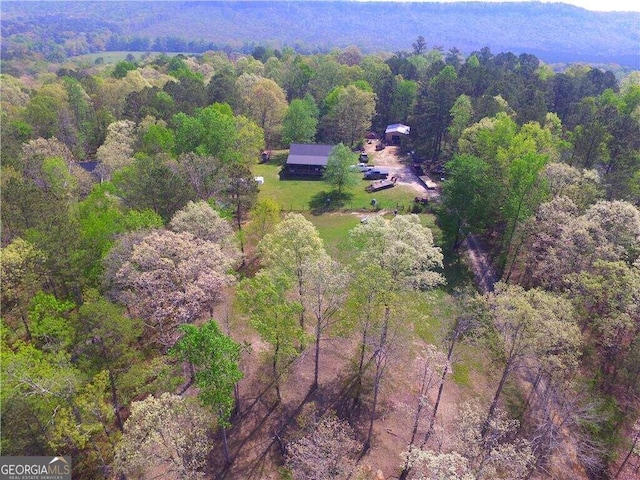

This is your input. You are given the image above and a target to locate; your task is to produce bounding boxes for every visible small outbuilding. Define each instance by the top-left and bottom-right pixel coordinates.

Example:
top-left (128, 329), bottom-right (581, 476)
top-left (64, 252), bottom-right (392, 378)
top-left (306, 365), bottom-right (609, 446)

top-left (384, 123), bottom-right (410, 145)
top-left (282, 143), bottom-right (335, 178)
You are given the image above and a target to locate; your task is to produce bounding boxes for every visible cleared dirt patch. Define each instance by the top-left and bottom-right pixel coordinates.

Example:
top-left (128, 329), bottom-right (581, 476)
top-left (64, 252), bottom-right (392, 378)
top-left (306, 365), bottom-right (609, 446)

top-left (214, 322), bottom-right (481, 480)
top-left (364, 143), bottom-right (441, 199)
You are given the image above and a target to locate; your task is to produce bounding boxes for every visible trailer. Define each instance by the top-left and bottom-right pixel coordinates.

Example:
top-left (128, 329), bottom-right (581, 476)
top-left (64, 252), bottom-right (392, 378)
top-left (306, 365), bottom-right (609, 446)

top-left (418, 175), bottom-right (439, 190)
top-left (365, 176), bottom-right (397, 192)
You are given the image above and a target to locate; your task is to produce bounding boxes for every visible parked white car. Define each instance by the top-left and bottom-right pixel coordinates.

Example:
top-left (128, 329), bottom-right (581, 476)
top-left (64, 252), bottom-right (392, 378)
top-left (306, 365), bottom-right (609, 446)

top-left (350, 163), bottom-right (373, 172)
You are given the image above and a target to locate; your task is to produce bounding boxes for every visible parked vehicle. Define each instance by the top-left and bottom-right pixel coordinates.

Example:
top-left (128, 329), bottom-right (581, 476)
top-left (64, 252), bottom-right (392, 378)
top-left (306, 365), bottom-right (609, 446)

top-left (359, 153), bottom-right (369, 163)
top-left (364, 169), bottom-right (389, 180)
top-left (350, 163), bottom-right (373, 172)
top-left (366, 176), bottom-right (398, 192)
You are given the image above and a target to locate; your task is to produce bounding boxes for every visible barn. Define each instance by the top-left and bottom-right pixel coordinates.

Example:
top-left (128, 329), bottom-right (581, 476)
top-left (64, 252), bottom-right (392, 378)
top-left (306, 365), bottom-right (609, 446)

top-left (384, 124), bottom-right (410, 144)
top-left (281, 143), bottom-right (335, 178)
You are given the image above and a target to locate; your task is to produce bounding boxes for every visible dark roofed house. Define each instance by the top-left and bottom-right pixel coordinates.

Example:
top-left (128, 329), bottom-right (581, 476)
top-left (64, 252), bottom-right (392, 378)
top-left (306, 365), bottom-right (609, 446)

top-left (77, 161), bottom-right (103, 181)
top-left (384, 123), bottom-right (410, 145)
top-left (78, 161), bottom-right (99, 174)
top-left (282, 143), bottom-right (335, 178)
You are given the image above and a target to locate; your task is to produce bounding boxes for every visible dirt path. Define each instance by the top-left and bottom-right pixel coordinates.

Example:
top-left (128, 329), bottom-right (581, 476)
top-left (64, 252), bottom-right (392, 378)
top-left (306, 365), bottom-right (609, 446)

top-left (462, 234), bottom-right (498, 293)
top-left (458, 235), bottom-right (588, 479)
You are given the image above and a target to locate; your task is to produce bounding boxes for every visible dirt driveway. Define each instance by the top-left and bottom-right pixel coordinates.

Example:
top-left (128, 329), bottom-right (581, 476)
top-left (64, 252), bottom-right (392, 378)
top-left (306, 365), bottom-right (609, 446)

top-left (362, 143), bottom-right (441, 200)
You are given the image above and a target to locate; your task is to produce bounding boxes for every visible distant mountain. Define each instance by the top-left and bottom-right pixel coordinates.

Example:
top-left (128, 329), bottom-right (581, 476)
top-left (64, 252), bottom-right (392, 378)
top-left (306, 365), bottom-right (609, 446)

top-left (2, 1), bottom-right (639, 67)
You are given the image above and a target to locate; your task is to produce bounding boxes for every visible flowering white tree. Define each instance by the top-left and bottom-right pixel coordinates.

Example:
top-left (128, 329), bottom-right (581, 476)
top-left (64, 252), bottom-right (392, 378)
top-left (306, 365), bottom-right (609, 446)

top-left (95, 120), bottom-right (137, 180)
top-left (401, 450), bottom-right (474, 480)
top-left (113, 393), bottom-right (213, 479)
top-left (105, 229), bottom-right (238, 348)
top-left (349, 214), bottom-right (445, 290)
top-left (169, 200), bottom-right (236, 251)
top-left (286, 413), bottom-right (361, 480)
top-left (401, 401), bottom-right (534, 480)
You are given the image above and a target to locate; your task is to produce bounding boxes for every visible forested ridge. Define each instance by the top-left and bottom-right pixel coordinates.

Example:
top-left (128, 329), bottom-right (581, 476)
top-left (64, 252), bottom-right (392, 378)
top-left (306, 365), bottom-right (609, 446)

top-left (1, 25), bottom-right (640, 480)
top-left (1, 1), bottom-right (639, 68)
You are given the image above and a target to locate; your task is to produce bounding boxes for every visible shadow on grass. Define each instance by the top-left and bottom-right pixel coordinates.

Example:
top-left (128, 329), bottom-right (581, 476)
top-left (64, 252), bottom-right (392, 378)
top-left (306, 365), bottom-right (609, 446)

top-left (309, 190), bottom-right (354, 215)
top-left (441, 251), bottom-right (476, 292)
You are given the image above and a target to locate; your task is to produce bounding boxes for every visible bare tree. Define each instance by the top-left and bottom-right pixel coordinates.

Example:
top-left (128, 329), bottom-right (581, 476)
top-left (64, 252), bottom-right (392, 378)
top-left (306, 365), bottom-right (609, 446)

top-left (364, 304), bottom-right (406, 451)
top-left (526, 378), bottom-right (607, 476)
top-left (615, 419), bottom-right (640, 479)
top-left (422, 307), bottom-right (479, 448)
top-left (302, 254), bottom-right (350, 390)
top-left (403, 400), bottom-right (534, 480)
top-left (398, 317), bottom-right (475, 480)
top-left (407, 346), bottom-right (447, 447)
top-left (480, 283), bottom-right (581, 437)
top-left (346, 264), bottom-right (393, 407)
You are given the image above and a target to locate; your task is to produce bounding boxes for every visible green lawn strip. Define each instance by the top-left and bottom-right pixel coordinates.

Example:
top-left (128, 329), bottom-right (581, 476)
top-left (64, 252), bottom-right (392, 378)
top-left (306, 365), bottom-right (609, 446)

top-left (451, 344), bottom-right (487, 389)
top-left (451, 362), bottom-right (471, 387)
top-left (302, 212), bottom-right (361, 257)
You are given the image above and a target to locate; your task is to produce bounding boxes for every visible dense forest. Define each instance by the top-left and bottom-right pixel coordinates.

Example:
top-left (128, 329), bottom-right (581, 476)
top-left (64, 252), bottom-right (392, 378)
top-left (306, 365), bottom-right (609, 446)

top-left (2, 1), bottom-right (640, 67)
top-left (1, 10), bottom-right (640, 480)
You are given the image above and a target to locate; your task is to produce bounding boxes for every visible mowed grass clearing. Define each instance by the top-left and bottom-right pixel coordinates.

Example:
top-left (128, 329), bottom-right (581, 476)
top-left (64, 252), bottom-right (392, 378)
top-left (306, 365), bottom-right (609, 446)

top-left (253, 162), bottom-right (420, 213)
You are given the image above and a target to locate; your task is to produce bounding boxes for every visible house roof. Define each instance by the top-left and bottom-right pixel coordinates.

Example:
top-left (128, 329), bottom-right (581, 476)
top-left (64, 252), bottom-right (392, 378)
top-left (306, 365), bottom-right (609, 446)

top-left (385, 123), bottom-right (411, 135)
top-left (286, 144), bottom-right (335, 166)
top-left (78, 161), bottom-right (99, 173)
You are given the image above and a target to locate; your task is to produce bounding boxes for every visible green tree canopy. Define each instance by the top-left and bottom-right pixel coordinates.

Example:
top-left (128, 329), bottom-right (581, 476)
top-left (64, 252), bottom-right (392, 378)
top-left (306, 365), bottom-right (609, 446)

top-left (323, 143), bottom-right (359, 195)
top-left (171, 321), bottom-right (243, 423)
top-left (282, 96), bottom-right (318, 146)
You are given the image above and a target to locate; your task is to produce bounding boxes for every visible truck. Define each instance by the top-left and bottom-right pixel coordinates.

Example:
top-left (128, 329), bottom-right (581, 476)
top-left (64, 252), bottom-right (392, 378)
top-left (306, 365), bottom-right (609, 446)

top-left (364, 169), bottom-right (389, 180)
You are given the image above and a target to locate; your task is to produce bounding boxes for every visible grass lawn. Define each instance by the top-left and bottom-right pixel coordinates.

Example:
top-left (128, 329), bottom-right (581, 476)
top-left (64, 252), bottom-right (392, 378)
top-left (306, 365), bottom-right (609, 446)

top-left (302, 212), bottom-right (361, 255)
top-left (252, 158), bottom-right (442, 257)
top-left (253, 162), bottom-right (421, 213)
